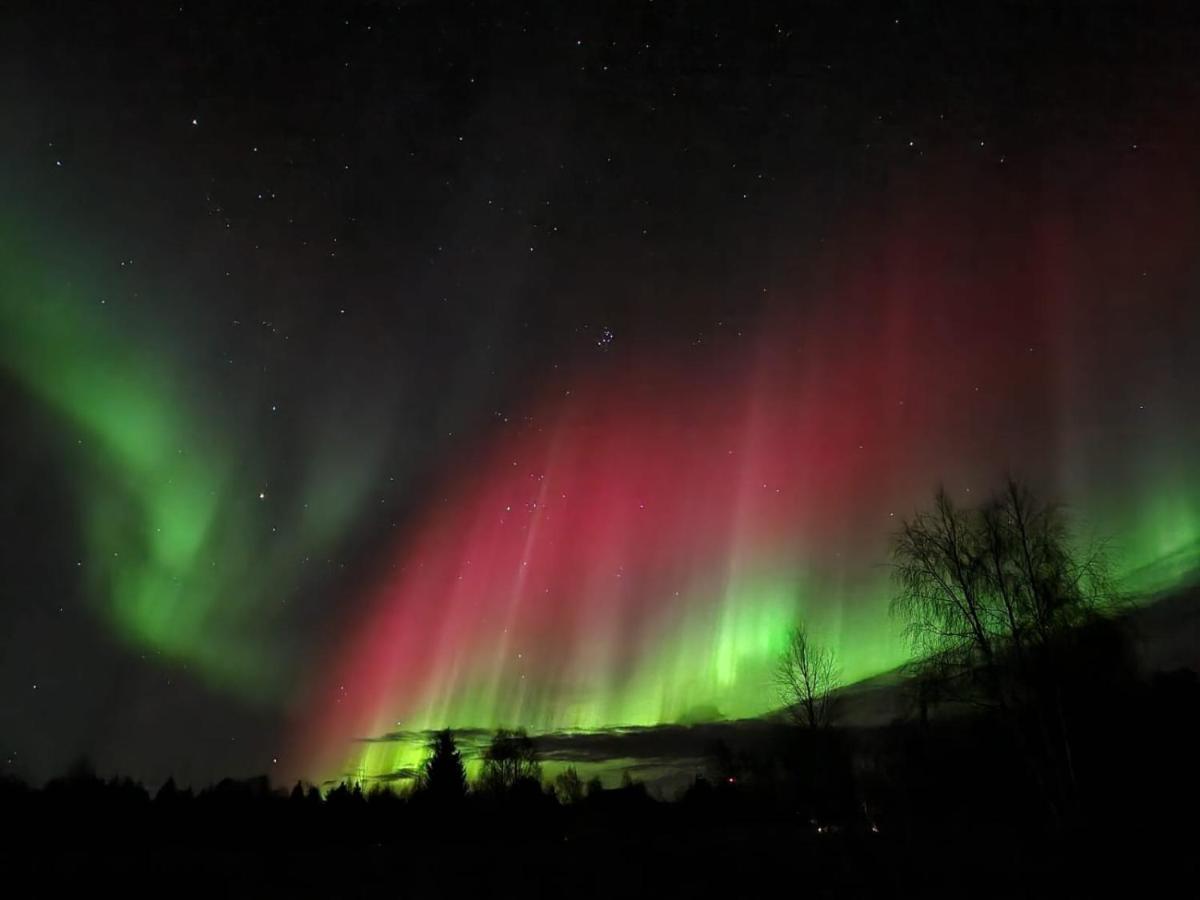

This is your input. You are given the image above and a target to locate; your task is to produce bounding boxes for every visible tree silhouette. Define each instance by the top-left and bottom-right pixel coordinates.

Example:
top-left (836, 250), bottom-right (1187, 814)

top-left (478, 728), bottom-right (541, 795)
top-left (417, 729), bottom-right (469, 804)
top-left (155, 776), bottom-right (182, 804)
top-left (775, 622), bottom-right (841, 728)
top-left (890, 477), bottom-right (1116, 822)
top-left (553, 766), bottom-right (585, 804)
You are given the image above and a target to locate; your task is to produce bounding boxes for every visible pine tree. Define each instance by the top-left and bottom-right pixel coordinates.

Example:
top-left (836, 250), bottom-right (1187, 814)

top-left (419, 729), bottom-right (469, 804)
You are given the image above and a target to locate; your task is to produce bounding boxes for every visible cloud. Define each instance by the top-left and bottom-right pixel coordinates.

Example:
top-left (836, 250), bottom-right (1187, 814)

top-left (364, 767), bottom-right (419, 783)
top-left (353, 719), bottom-right (783, 771)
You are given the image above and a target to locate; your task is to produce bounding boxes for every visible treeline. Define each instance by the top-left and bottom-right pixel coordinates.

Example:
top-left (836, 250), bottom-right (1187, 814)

top-left (2, 664), bottom-right (1198, 895)
top-left (2, 480), bottom-right (1199, 893)
top-left (3, 654), bottom-right (1198, 845)
top-left (0, 748), bottom-right (656, 850)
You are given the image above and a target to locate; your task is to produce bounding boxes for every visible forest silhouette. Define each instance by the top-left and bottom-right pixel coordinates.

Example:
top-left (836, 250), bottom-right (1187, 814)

top-left (4, 480), bottom-right (1198, 896)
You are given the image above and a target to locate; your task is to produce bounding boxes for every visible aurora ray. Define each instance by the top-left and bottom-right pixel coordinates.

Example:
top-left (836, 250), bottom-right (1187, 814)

top-left (298, 164), bottom-right (1200, 784)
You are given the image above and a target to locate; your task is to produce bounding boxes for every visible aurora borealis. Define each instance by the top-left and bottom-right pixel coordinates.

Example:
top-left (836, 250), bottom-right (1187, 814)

top-left (2, 2), bottom-right (1199, 790)
top-left (0, 218), bottom-right (385, 704)
top-left (302, 165), bottom-right (1200, 783)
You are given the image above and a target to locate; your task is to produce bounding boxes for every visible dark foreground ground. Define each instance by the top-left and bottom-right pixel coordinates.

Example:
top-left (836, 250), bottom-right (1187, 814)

top-left (7, 600), bottom-right (1199, 897)
top-left (4, 817), bottom-right (1196, 898)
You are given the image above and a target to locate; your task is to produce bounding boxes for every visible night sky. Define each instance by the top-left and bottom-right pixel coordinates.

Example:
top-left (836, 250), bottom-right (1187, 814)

top-left (2, 2), bottom-right (1199, 789)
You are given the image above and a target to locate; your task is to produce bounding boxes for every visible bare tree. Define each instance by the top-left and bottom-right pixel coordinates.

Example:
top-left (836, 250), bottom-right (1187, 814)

top-left (477, 728), bottom-right (542, 795)
top-left (892, 480), bottom-right (1113, 700)
top-left (776, 623), bottom-right (841, 729)
top-left (890, 477), bottom-right (1116, 821)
